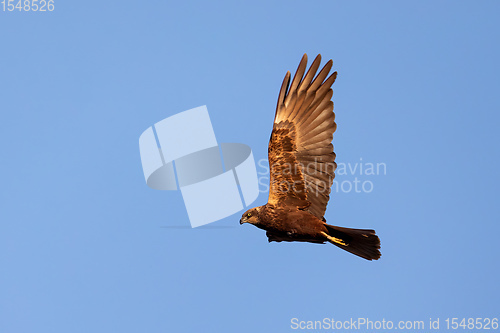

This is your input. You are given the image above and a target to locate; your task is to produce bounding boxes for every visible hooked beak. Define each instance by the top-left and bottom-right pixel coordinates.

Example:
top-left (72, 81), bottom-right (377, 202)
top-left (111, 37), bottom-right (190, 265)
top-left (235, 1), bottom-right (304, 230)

top-left (239, 217), bottom-right (247, 225)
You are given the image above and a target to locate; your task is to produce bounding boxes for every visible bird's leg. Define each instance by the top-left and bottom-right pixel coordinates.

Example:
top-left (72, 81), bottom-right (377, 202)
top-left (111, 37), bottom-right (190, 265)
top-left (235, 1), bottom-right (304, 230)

top-left (321, 231), bottom-right (348, 246)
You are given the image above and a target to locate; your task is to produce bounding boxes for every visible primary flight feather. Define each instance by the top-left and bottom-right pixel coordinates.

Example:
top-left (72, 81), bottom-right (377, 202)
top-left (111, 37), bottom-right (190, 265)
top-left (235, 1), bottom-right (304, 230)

top-left (240, 54), bottom-right (381, 260)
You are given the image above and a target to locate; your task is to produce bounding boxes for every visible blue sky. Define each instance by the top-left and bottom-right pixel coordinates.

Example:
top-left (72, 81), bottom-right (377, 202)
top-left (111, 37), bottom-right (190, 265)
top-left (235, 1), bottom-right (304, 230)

top-left (1, 1), bottom-right (499, 332)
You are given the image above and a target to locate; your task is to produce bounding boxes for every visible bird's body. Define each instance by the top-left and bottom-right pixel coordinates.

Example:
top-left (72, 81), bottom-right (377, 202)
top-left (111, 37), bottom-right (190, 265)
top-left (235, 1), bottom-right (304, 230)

top-left (250, 205), bottom-right (327, 243)
top-left (240, 54), bottom-right (381, 260)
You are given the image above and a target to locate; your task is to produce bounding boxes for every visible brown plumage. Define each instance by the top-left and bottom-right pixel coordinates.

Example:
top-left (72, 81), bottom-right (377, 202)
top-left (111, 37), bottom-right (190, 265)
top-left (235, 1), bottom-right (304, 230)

top-left (240, 54), bottom-right (381, 261)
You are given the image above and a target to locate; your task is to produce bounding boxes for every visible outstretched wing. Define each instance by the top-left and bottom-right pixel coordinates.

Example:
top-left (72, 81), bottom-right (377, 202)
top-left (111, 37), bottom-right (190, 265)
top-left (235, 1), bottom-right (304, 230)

top-left (267, 54), bottom-right (337, 219)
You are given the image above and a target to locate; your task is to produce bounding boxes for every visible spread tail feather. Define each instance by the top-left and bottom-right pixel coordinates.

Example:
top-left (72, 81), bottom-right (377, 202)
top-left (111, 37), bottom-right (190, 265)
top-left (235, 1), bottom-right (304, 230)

top-left (322, 224), bottom-right (381, 260)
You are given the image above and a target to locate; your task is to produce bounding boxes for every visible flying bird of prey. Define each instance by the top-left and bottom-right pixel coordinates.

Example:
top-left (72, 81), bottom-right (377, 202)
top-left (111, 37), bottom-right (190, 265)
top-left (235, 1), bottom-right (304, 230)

top-left (240, 54), bottom-right (381, 260)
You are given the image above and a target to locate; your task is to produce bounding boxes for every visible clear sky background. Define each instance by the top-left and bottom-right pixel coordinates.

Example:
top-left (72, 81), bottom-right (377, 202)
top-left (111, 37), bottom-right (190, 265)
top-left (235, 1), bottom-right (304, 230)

top-left (1, 1), bottom-right (499, 332)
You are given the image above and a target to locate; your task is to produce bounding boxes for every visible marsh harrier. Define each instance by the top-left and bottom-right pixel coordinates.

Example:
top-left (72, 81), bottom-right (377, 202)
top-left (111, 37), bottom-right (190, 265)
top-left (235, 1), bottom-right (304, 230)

top-left (240, 54), bottom-right (381, 260)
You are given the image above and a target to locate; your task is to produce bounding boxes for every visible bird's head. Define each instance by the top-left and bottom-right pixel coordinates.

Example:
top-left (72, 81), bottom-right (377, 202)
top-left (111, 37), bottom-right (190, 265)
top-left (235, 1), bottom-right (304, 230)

top-left (240, 207), bottom-right (262, 225)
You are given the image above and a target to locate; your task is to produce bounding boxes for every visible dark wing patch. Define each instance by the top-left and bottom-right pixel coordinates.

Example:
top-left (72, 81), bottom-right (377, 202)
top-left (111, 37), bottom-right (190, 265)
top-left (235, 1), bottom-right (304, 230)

top-left (268, 121), bottom-right (310, 209)
top-left (266, 230), bottom-right (326, 244)
top-left (267, 54), bottom-right (337, 218)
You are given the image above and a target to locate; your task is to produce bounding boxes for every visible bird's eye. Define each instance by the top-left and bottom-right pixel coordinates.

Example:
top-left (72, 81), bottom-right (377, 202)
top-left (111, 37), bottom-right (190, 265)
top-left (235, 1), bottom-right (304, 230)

top-left (247, 213), bottom-right (252, 217)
